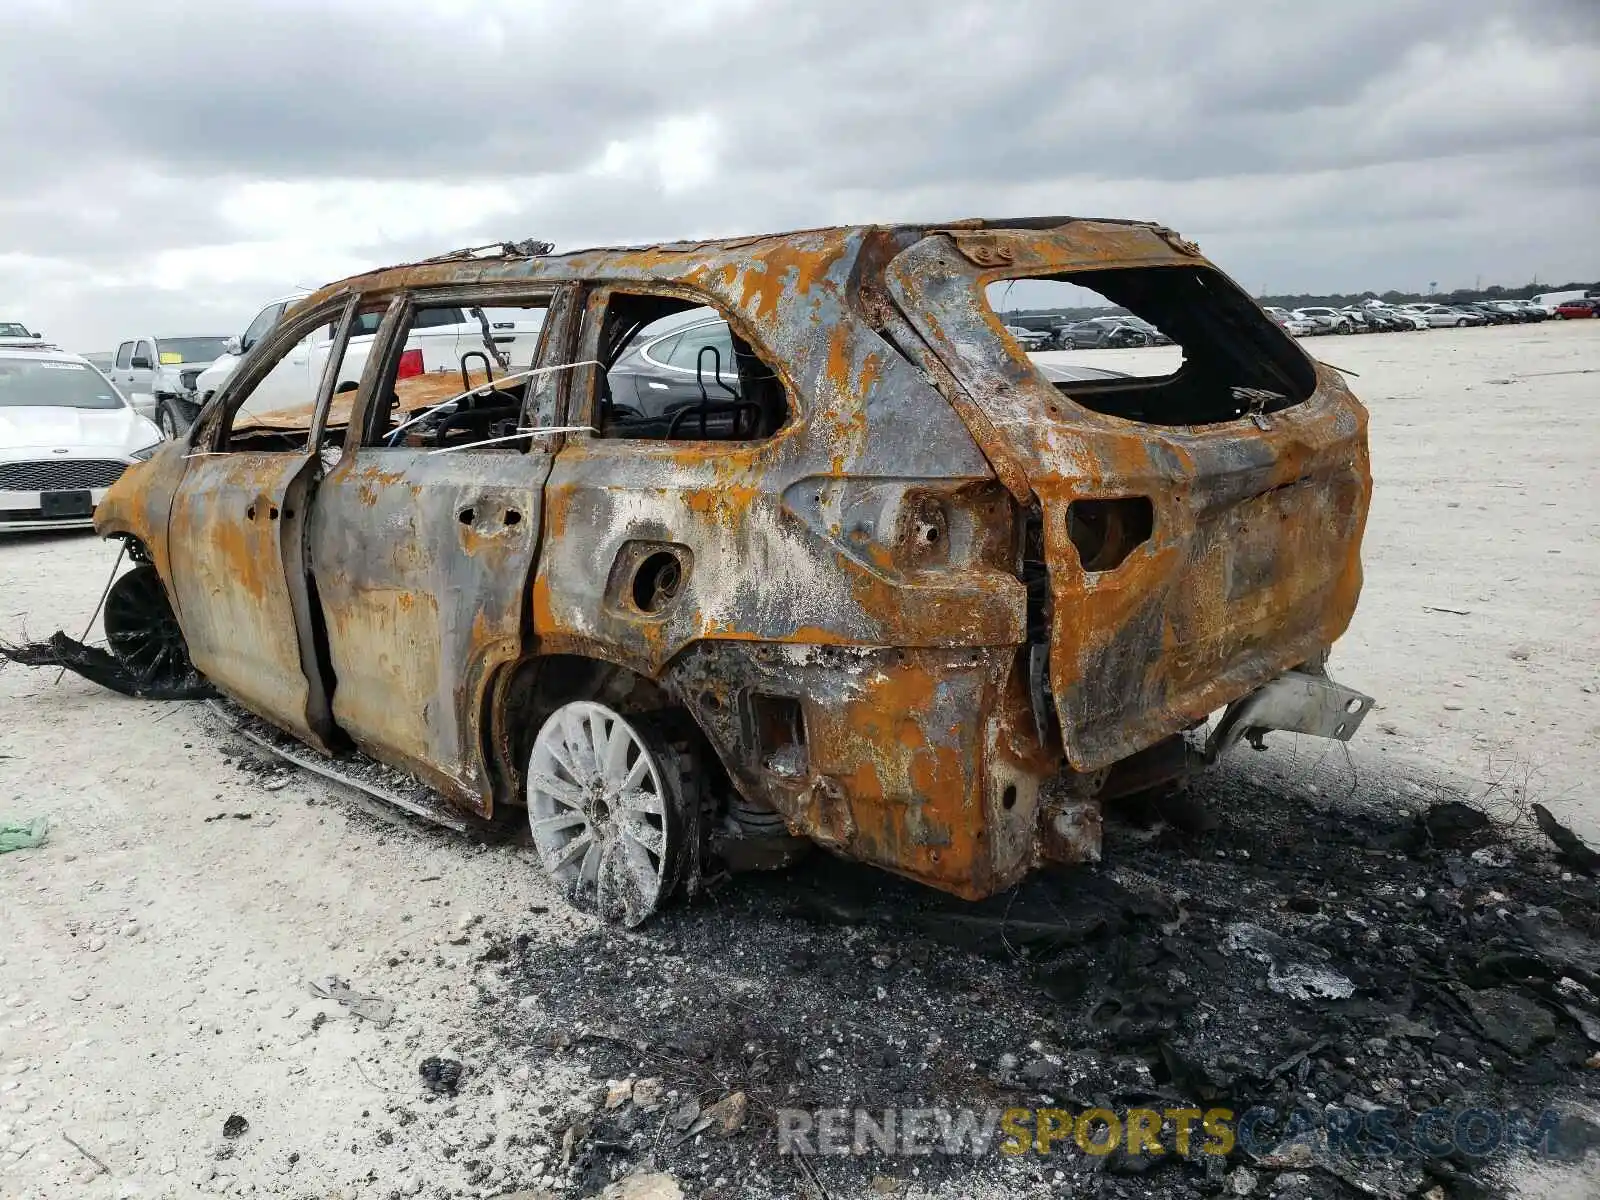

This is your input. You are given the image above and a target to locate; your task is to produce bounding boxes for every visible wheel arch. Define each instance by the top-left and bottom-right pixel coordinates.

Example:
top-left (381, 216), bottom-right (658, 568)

top-left (486, 649), bottom-right (708, 812)
top-left (104, 531), bottom-right (154, 563)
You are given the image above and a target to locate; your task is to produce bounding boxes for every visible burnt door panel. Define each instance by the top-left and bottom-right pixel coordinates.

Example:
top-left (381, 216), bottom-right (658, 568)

top-left (307, 450), bottom-right (548, 812)
top-left (166, 452), bottom-right (333, 749)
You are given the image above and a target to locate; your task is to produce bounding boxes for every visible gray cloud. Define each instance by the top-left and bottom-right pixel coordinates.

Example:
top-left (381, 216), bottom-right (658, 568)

top-left (2, 0), bottom-right (1596, 350)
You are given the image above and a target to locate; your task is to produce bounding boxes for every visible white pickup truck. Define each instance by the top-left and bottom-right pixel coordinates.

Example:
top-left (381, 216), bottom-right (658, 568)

top-left (177, 295), bottom-right (543, 434)
top-left (107, 335), bottom-right (232, 432)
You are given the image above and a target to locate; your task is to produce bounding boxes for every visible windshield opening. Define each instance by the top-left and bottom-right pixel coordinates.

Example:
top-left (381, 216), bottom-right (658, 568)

top-left (982, 266), bottom-right (1316, 425)
top-left (0, 360), bottom-right (125, 410)
top-left (0, 323), bottom-right (35, 338)
top-left (155, 337), bottom-right (231, 364)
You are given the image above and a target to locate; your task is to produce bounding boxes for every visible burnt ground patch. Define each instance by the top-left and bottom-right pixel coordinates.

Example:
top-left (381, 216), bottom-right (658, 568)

top-left (471, 766), bottom-right (1600, 1198)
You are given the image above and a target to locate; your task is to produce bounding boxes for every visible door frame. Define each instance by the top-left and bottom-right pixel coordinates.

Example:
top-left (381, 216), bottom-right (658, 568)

top-left (309, 282), bottom-right (576, 813)
top-left (168, 292), bottom-right (362, 749)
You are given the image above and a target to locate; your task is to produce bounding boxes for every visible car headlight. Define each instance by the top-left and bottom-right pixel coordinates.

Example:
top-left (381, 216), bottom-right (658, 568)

top-left (129, 442), bottom-right (162, 461)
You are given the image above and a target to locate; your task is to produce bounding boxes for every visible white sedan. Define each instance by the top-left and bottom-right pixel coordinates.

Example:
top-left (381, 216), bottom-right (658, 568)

top-left (0, 343), bottom-right (162, 532)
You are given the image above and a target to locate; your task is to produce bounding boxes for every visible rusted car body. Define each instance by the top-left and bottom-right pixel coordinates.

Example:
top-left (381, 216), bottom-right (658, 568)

top-left (90, 217), bottom-right (1373, 919)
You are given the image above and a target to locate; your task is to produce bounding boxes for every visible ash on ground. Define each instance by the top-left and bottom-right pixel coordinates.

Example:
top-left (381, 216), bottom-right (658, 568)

top-left (463, 769), bottom-right (1600, 1199)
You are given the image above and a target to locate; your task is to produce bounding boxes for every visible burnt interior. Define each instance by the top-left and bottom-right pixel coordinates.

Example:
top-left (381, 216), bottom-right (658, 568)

top-left (371, 304), bottom-right (549, 451)
top-left (1026, 266), bottom-right (1317, 425)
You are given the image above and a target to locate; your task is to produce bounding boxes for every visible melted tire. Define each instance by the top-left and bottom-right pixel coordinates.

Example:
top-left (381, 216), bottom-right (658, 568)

top-left (103, 564), bottom-right (197, 693)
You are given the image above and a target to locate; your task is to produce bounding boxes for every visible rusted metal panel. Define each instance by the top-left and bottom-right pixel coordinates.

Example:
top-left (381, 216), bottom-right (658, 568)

top-left (665, 643), bottom-right (1062, 898)
top-left (881, 227), bottom-right (1371, 773)
top-left (308, 450), bottom-right (547, 812)
top-left (93, 441), bottom-right (187, 582)
top-left (164, 452), bottom-right (332, 751)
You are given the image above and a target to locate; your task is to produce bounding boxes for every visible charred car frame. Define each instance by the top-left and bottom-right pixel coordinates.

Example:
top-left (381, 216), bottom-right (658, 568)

top-left (44, 217), bottom-right (1373, 924)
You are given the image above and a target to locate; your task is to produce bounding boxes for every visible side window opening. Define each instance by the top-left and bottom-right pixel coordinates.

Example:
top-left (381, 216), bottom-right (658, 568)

top-left (114, 342), bottom-right (133, 369)
top-left (217, 300), bottom-right (363, 454)
top-left (366, 298), bottom-right (550, 452)
top-left (595, 292), bottom-right (790, 442)
top-left (984, 266), bottom-right (1316, 425)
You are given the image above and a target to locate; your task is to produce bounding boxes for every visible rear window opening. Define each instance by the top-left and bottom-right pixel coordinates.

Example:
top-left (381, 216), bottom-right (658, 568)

top-left (594, 293), bottom-right (791, 442)
top-left (984, 267), bottom-right (1316, 425)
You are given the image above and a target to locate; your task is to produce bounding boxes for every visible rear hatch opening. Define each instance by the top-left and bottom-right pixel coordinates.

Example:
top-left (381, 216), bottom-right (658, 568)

top-left (882, 222), bottom-right (1371, 773)
top-left (986, 265), bottom-right (1317, 425)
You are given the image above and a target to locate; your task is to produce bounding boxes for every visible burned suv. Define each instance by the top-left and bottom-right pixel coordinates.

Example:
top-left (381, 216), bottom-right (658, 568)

top-left (49, 217), bottom-right (1374, 925)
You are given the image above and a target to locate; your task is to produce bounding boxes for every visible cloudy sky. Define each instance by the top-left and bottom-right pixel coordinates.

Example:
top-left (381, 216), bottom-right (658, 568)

top-left (2, 0), bottom-right (1596, 351)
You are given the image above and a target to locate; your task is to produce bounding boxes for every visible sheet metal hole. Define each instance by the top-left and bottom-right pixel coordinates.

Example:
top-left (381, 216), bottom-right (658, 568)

top-left (632, 552), bottom-right (682, 613)
top-left (752, 693), bottom-right (807, 777)
top-left (268, 505), bottom-right (279, 521)
top-left (505, 509), bottom-right (522, 526)
top-left (700, 691), bottom-right (722, 711)
top-left (1001, 784), bottom-right (1018, 811)
top-left (459, 507), bottom-right (476, 526)
top-left (245, 505), bottom-right (256, 520)
top-left (1345, 698), bottom-right (1363, 713)
top-left (1067, 497), bottom-right (1154, 573)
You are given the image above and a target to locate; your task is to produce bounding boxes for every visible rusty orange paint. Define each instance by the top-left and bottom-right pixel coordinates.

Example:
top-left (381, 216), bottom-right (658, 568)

top-left (735, 240), bottom-right (845, 322)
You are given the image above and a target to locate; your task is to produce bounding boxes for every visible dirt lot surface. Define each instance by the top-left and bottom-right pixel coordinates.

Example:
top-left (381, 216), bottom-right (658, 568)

top-left (1, 321), bottom-right (1597, 1199)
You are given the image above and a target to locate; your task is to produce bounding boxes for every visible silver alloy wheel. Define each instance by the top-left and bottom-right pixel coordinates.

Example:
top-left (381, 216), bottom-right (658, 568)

top-left (526, 700), bottom-right (676, 927)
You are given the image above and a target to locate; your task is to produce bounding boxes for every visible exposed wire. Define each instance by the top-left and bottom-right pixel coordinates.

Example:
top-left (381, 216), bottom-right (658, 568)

top-left (387, 359), bottom-right (601, 440)
top-left (56, 542), bottom-right (126, 685)
top-left (425, 426), bottom-right (598, 455)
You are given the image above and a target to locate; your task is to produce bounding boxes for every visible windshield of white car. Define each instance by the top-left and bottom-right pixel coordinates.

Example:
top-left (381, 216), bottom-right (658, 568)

top-left (0, 359), bottom-right (125, 409)
top-left (155, 337), bottom-right (230, 363)
top-left (0, 323), bottom-right (33, 337)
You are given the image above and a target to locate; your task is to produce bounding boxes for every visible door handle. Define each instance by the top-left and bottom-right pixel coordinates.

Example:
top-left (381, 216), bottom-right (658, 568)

top-left (647, 381), bottom-right (669, 390)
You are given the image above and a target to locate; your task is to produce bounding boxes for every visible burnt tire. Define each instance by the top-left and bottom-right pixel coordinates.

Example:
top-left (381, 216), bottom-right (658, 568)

top-left (525, 701), bottom-right (698, 926)
top-left (103, 564), bottom-right (195, 691)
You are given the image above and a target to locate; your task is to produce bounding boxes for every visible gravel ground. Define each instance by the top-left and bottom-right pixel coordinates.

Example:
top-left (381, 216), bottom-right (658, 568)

top-left (0, 320), bottom-right (1596, 1199)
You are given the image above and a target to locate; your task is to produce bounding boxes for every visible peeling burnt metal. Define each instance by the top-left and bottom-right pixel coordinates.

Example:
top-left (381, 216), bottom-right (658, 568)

top-left (74, 215), bottom-right (1375, 912)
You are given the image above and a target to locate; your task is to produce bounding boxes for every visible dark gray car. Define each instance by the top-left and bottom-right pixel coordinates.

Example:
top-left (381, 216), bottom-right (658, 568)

top-left (1055, 317), bottom-right (1152, 350)
top-left (603, 310), bottom-right (769, 438)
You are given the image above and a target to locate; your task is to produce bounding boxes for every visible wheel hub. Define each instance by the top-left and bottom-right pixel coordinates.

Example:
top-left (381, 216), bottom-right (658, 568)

top-left (526, 700), bottom-right (681, 927)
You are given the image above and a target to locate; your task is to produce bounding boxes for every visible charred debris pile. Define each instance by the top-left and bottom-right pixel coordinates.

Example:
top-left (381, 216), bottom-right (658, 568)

top-left (472, 775), bottom-right (1600, 1199)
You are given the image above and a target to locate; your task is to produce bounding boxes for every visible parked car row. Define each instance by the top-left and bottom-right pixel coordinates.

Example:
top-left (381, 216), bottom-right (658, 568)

top-left (1002, 293), bottom-right (1583, 350)
top-left (1257, 298), bottom-right (1560, 337)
